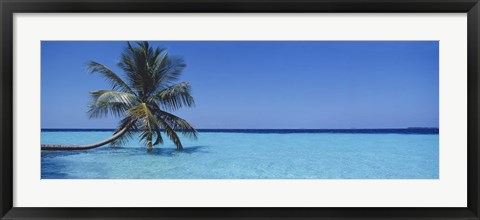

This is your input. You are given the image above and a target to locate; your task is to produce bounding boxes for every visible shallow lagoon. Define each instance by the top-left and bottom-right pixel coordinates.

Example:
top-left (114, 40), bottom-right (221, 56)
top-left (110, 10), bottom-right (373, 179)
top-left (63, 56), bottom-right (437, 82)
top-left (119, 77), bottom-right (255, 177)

top-left (41, 130), bottom-right (439, 179)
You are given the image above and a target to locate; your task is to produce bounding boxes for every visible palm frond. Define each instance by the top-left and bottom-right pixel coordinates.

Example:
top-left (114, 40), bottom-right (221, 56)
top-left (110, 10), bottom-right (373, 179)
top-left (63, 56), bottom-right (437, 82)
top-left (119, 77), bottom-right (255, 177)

top-left (118, 42), bottom-right (169, 97)
top-left (91, 90), bottom-right (138, 106)
top-left (87, 61), bottom-right (133, 93)
top-left (157, 118), bottom-right (183, 150)
top-left (157, 110), bottom-right (198, 139)
top-left (118, 43), bottom-right (147, 96)
top-left (148, 102), bottom-right (197, 144)
top-left (109, 116), bottom-right (138, 147)
top-left (127, 103), bottom-right (160, 146)
top-left (154, 82), bottom-right (194, 111)
top-left (152, 123), bottom-right (164, 145)
top-left (155, 56), bottom-right (186, 87)
top-left (151, 48), bottom-right (168, 70)
top-left (88, 90), bottom-right (139, 118)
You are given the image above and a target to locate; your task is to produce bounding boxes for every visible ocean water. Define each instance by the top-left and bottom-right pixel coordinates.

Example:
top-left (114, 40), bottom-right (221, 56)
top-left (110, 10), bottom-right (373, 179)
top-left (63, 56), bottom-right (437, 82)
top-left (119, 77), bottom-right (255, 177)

top-left (41, 129), bottom-right (439, 179)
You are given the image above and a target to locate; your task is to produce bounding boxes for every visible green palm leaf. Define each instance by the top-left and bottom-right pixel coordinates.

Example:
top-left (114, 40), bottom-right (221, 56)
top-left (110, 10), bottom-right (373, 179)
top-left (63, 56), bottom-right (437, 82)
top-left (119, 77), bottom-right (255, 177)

top-left (88, 90), bottom-right (139, 118)
top-left (157, 118), bottom-right (184, 150)
top-left (87, 61), bottom-right (134, 94)
top-left (154, 82), bottom-right (194, 111)
top-left (109, 116), bottom-right (138, 147)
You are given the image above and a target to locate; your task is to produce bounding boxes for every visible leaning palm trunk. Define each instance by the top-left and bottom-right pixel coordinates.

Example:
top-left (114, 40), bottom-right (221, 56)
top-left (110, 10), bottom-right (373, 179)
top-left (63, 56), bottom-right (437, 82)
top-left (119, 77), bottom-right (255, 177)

top-left (41, 126), bottom-right (130, 150)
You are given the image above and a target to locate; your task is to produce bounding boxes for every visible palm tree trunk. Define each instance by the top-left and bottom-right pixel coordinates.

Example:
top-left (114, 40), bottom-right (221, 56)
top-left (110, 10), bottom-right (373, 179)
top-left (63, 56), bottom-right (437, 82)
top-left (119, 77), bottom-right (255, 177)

top-left (41, 126), bottom-right (130, 150)
top-left (147, 137), bottom-right (153, 152)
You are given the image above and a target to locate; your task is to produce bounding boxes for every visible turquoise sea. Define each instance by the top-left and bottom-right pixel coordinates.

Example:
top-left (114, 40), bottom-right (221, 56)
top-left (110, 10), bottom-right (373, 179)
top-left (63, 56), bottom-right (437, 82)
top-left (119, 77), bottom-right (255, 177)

top-left (41, 129), bottom-right (439, 179)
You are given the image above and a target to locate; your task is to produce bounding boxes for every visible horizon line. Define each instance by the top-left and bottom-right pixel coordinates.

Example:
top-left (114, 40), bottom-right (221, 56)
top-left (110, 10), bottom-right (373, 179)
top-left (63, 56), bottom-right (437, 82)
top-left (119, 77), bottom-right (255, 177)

top-left (41, 127), bottom-right (439, 130)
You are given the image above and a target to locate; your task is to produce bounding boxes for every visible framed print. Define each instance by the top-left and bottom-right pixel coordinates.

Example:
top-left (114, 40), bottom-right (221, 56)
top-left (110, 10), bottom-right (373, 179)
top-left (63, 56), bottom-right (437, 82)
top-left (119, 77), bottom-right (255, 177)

top-left (1, 0), bottom-right (480, 219)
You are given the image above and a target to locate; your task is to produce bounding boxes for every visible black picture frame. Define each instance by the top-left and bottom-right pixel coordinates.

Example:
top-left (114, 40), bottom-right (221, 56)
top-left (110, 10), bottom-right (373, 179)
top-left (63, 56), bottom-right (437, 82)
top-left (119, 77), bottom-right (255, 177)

top-left (1, 0), bottom-right (479, 219)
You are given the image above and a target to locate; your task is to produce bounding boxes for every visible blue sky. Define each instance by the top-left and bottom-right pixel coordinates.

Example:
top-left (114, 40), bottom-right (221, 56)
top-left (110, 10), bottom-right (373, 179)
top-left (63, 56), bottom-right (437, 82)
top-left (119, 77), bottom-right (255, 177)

top-left (41, 41), bottom-right (439, 129)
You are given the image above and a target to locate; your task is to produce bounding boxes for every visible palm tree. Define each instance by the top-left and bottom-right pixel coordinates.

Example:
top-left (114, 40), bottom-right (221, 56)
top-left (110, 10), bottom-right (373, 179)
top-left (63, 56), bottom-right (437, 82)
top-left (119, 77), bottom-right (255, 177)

top-left (42, 41), bottom-right (197, 152)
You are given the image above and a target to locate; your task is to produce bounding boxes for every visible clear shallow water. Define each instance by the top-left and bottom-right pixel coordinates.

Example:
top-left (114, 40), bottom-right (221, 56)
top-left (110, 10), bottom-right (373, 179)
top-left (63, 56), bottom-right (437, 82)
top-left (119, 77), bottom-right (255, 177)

top-left (41, 130), bottom-right (439, 179)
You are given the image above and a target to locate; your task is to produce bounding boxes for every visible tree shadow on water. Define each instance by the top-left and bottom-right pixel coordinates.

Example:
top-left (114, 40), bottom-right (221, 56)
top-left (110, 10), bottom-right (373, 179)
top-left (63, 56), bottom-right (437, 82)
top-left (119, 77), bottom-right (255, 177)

top-left (149, 145), bottom-right (210, 157)
top-left (41, 150), bottom-right (86, 158)
top-left (41, 145), bottom-right (211, 157)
